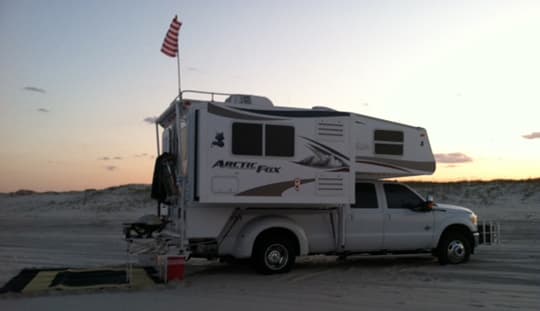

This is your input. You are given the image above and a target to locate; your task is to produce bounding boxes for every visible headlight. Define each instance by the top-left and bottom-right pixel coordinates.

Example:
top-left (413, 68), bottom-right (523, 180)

top-left (470, 213), bottom-right (478, 226)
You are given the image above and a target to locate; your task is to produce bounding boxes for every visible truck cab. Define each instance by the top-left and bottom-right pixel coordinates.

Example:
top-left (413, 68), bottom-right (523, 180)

top-left (347, 181), bottom-right (479, 263)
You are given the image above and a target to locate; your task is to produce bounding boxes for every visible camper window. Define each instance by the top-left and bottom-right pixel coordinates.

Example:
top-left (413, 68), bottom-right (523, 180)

top-left (232, 123), bottom-right (263, 155)
top-left (374, 130), bottom-right (404, 156)
top-left (374, 130), bottom-right (403, 142)
top-left (232, 122), bottom-right (295, 157)
top-left (265, 125), bottom-right (294, 157)
top-left (351, 183), bottom-right (378, 209)
top-left (375, 144), bottom-right (403, 155)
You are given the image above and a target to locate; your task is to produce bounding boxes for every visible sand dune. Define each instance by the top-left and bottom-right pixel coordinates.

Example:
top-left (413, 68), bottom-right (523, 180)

top-left (0, 181), bottom-right (539, 310)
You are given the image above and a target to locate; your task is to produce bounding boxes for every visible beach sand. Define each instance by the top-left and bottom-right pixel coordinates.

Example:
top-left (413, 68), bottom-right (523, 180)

top-left (1, 183), bottom-right (538, 310)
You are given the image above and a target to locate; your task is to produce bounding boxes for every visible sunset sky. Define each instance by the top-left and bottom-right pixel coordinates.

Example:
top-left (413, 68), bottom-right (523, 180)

top-left (1, 0), bottom-right (539, 192)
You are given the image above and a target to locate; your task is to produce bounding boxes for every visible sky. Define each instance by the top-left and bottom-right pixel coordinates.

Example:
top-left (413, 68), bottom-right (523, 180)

top-left (1, 0), bottom-right (539, 192)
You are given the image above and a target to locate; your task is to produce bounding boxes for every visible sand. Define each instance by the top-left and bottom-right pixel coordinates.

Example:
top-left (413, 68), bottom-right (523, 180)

top-left (0, 183), bottom-right (539, 310)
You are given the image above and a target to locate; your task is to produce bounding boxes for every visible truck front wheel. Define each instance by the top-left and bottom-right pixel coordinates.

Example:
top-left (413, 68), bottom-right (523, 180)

top-left (437, 232), bottom-right (471, 265)
top-left (253, 235), bottom-right (296, 274)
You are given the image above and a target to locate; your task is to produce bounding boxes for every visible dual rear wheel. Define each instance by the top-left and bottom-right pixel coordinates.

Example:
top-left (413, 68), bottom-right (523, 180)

top-left (253, 235), bottom-right (296, 274)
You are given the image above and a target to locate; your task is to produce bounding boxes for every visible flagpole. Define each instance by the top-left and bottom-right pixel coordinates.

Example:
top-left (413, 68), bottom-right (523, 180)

top-left (176, 46), bottom-right (182, 100)
top-left (172, 16), bottom-right (186, 255)
top-left (174, 17), bottom-right (183, 184)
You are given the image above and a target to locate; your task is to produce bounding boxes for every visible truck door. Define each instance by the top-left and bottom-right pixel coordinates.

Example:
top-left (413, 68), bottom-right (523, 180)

top-left (382, 183), bottom-right (434, 250)
top-left (346, 182), bottom-right (384, 251)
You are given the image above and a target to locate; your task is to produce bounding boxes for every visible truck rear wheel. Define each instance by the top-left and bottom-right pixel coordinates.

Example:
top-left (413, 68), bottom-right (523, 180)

top-left (437, 232), bottom-right (471, 265)
top-left (253, 235), bottom-right (296, 274)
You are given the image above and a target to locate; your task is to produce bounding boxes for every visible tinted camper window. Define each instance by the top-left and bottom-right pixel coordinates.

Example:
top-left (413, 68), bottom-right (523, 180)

top-left (374, 130), bottom-right (403, 142)
top-left (265, 125), bottom-right (294, 157)
top-left (375, 144), bottom-right (403, 155)
top-left (232, 123), bottom-right (263, 155)
top-left (374, 130), bottom-right (404, 156)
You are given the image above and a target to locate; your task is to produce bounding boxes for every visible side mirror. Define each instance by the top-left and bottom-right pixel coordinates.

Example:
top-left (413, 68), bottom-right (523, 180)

top-left (425, 195), bottom-right (435, 210)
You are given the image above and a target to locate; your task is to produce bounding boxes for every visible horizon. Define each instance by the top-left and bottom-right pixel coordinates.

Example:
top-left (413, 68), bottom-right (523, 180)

top-left (4, 177), bottom-right (540, 194)
top-left (1, 1), bottom-right (539, 192)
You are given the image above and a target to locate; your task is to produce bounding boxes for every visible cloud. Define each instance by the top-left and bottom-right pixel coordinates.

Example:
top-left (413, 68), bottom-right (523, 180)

top-left (134, 153), bottom-right (149, 158)
top-left (99, 156), bottom-right (124, 161)
top-left (37, 108), bottom-right (49, 113)
top-left (23, 86), bottom-right (46, 94)
top-left (435, 153), bottom-right (473, 164)
top-left (105, 165), bottom-right (117, 171)
top-left (522, 132), bottom-right (540, 140)
top-left (144, 117), bottom-right (157, 124)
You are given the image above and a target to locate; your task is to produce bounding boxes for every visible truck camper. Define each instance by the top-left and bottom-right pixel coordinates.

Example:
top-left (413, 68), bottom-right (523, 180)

top-left (143, 91), bottom-right (481, 274)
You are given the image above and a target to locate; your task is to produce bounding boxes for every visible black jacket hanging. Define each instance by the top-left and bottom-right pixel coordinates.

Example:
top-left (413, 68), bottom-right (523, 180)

top-left (151, 152), bottom-right (178, 204)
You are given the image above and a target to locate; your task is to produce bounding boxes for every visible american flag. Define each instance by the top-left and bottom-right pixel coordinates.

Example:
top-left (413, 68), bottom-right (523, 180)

top-left (161, 16), bottom-right (182, 57)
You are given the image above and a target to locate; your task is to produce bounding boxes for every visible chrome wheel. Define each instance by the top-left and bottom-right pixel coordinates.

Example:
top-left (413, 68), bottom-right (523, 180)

top-left (264, 243), bottom-right (289, 271)
top-left (447, 240), bottom-right (466, 263)
top-left (438, 231), bottom-right (471, 265)
top-left (253, 234), bottom-right (296, 274)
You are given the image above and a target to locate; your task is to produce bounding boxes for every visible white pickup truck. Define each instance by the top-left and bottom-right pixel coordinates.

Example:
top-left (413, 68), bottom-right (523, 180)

top-left (186, 180), bottom-right (479, 274)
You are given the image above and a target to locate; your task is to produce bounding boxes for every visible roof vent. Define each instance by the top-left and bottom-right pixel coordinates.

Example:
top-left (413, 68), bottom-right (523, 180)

top-left (225, 95), bottom-right (273, 107)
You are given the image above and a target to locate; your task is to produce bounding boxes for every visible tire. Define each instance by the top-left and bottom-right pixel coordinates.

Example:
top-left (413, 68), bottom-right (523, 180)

top-left (253, 235), bottom-right (296, 274)
top-left (437, 232), bottom-right (471, 265)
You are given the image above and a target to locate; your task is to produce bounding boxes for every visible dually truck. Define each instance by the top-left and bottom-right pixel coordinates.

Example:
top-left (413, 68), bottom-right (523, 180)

top-left (149, 91), bottom-right (480, 274)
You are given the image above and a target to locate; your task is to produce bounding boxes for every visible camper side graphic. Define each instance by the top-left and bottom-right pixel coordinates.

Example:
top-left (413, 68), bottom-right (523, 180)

top-left (212, 160), bottom-right (281, 173)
